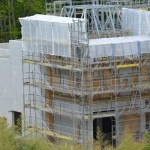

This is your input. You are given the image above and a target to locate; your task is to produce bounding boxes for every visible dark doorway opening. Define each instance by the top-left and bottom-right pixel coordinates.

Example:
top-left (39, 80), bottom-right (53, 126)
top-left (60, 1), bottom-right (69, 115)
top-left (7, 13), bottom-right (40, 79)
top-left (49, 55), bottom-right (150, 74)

top-left (13, 111), bottom-right (22, 133)
top-left (93, 116), bottom-right (115, 145)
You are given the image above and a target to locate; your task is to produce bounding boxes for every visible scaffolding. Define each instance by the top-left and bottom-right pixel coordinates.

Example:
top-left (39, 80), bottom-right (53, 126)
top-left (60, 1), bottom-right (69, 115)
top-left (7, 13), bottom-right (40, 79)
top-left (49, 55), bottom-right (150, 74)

top-left (20, 7), bottom-right (150, 150)
top-left (61, 5), bottom-right (124, 38)
top-left (21, 15), bottom-right (93, 149)
top-left (46, 0), bottom-right (150, 15)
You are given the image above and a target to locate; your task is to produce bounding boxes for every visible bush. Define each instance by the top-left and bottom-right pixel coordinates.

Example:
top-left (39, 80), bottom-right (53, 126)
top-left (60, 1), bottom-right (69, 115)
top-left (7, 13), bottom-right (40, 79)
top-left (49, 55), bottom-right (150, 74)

top-left (116, 128), bottom-right (145, 150)
top-left (0, 117), bottom-right (17, 150)
top-left (94, 128), bottom-right (115, 150)
top-left (0, 117), bottom-right (52, 150)
top-left (0, 117), bottom-right (148, 150)
top-left (144, 132), bottom-right (150, 150)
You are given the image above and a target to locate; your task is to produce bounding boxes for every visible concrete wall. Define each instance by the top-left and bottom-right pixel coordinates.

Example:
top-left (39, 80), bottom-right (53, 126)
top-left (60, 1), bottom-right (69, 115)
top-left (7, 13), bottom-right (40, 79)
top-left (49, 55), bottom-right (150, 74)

top-left (0, 40), bottom-right (23, 125)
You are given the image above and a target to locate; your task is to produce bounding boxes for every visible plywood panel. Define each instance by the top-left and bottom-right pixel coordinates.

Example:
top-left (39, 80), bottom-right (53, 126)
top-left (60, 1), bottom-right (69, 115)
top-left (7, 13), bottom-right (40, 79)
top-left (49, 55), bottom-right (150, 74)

top-left (93, 81), bottom-right (99, 87)
top-left (45, 90), bottom-right (53, 106)
top-left (141, 89), bottom-right (148, 95)
top-left (119, 113), bottom-right (140, 134)
top-left (142, 76), bottom-right (148, 83)
top-left (141, 66), bottom-right (148, 75)
top-left (104, 70), bottom-right (111, 78)
top-left (45, 90), bottom-right (54, 141)
top-left (46, 112), bottom-right (54, 142)
top-left (141, 76), bottom-right (148, 94)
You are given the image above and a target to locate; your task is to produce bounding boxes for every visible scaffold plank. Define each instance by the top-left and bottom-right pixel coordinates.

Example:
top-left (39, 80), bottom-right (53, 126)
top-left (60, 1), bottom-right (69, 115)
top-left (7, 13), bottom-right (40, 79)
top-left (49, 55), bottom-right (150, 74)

top-left (117, 63), bottom-right (139, 69)
top-left (28, 127), bottom-right (73, 140)
top-left (23, 59), bottom-right (85, 72)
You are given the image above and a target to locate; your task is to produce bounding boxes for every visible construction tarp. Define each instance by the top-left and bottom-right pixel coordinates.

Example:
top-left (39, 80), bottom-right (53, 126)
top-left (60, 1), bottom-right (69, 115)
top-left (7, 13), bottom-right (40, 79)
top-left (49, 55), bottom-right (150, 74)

top-left (19, 14), bottom-right (86, 57)
top-left (122, 8), bottom-right (150, 36)
top-left (89, 36), bottom-right (150, 58)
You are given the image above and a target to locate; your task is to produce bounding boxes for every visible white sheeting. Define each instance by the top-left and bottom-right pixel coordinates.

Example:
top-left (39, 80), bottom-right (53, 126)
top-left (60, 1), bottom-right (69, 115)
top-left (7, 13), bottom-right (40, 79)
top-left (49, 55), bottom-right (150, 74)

top-left (19, 14), bottom-right (86, 57)
top-left (20, 14), bottom-right (80, 23)
top-left (89, 36), bottom-right (150, 58)
top-left (122, 8), bottom-right (150, 36)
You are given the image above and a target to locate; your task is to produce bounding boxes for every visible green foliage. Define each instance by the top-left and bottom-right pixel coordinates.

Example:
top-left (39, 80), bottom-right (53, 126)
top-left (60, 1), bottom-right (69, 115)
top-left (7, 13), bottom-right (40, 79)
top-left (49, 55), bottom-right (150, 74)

top-left (94, 128), bottom-right (114, 150)
top-left (0, 116), bottom-right (149, 150)
top-left (116, 128), bottom-right (145, 150)
top-left (144, 132), bottom-right (150, 150)
top-left (0, 117), bottom-right (52, 150)
top-left (17, 137), bottom-right (53, 150)
top-left (0, 0), bottom-right (46, 42)
top-left (0, 117), bottom-right (17, 150)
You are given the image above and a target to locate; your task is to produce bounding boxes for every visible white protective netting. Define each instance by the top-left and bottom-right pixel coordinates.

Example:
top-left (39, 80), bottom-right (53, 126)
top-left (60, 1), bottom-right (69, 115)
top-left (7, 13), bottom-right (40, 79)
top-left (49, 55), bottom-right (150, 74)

top-left (122, 8), bottom-right (150, 36)
top-left (19, 15), bottom-right (86, 57)
top-left (89, 36), bottom-right (150, 58)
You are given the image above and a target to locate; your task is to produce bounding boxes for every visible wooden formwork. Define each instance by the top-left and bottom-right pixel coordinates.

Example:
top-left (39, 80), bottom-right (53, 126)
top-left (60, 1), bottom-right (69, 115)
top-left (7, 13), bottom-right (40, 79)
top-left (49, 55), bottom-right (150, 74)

top-left (119, 113), bottom-right (141, 136)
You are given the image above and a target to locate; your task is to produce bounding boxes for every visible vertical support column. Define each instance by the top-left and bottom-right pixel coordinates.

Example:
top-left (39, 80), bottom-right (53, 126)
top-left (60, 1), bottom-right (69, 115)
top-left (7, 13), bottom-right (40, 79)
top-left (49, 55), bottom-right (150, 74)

top-left (114, 61), bottom-right (119, 146)
top-left (22, 51), bottom-right (26, 136)
top-left (140, 58), bottom-right (146, 140)
top-left (140, 99), bottom-right (146, 140)
top-left (82, 64), bottom-right (93, 150)
top-left (82, 117), bottom-right (93, 150)
top-left (115, 115), bottom-right (120, 146)
top-left (140, 112), bottom-right (146, 139)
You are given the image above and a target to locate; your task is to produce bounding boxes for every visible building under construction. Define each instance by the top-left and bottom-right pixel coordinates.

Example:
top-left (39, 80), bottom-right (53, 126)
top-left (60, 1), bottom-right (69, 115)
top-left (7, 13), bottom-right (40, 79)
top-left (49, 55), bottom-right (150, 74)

top-left (18, 1), bottom-right (150, 150)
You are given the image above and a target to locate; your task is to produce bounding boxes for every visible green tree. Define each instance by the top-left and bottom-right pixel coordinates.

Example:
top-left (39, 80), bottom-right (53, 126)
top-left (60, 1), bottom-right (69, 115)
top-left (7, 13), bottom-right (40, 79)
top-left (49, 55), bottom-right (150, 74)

top-left (0, 0), bottom-right (46, 43)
